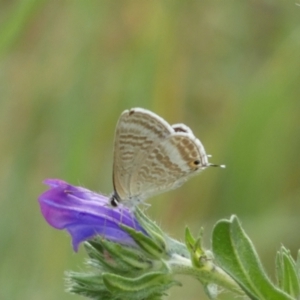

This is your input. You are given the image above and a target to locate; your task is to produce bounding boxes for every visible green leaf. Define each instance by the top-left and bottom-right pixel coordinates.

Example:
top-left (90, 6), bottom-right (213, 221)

top-left (66, 271), bottom-right (112, 299)
top-left (134, 207), bottom-right (165, 237)
top-left (103, 272), bottom-right (179, 299)
top-left (83, 241), bottom-right (115, 271)
top-left (276, 246), bottom-right (300, 298)
top-left (185, 226), bottom-right (196, 251)
top-left (184, 227), bottom-right (207, 268)
top-left (134, 208), bottom-right (166, 250)
top-left (120, 224), bottom-right (165, 259)
top-left (85, 239), bottom-right (153, 272)
top-left (212, 215), bottom-right (294, 300)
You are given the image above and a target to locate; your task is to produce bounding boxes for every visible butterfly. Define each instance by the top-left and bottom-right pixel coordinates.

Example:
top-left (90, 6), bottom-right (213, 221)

top-left (110, 108), bottom-right (224, 208)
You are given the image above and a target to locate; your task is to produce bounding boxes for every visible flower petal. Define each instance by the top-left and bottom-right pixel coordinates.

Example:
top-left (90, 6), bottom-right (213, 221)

top-left (38, 179), bottom-right (146, 251)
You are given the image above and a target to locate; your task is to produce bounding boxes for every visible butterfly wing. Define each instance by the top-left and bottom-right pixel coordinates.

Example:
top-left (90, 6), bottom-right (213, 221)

top-left (128, 132), bottom-right (209, 204)
top-left (112, 108), bottom-right (174, 202)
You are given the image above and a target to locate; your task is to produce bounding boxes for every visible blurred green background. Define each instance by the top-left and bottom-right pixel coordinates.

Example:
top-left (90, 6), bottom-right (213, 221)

top-left (1, 1), bottom-right (300, 299)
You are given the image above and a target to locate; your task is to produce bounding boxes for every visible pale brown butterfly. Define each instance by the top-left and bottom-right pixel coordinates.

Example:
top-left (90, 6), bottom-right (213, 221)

top-left (110, 108), bottom-right (224, 209)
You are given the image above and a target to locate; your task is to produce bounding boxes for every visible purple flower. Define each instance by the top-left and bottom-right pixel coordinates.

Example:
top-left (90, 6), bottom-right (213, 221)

top-left (38, 179), bottom-right (146, 251)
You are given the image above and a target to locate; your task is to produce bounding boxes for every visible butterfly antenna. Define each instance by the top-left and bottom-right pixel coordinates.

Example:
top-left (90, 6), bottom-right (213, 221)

top-left (209, 163), bottom-right (226, 168)
top-left (206, 154), bottom-right (225, 168)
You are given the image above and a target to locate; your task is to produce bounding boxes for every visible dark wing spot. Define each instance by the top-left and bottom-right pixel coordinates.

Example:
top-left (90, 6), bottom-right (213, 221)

top-left (173, 125), bottom-right (187, 133)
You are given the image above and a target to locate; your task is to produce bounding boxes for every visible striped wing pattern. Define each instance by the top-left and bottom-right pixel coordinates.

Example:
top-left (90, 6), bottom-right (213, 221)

top-left (112, 108), bottom-right (209, 207)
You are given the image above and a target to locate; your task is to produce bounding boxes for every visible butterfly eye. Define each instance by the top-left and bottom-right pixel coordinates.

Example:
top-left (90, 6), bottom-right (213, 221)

top-left (189, 160), bottom-right (201, 169)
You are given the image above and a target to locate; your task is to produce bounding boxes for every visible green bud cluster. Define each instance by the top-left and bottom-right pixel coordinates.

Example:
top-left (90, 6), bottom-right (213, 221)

top-left (67, 212), bottom-right (300, 300)
top-left (66, 208), bottom-right (181, 300)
